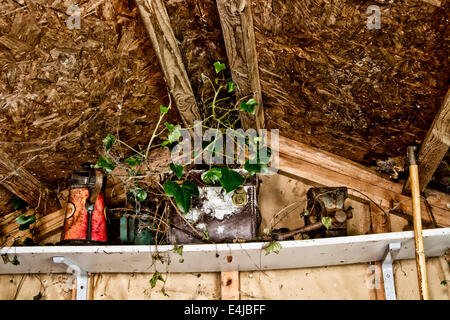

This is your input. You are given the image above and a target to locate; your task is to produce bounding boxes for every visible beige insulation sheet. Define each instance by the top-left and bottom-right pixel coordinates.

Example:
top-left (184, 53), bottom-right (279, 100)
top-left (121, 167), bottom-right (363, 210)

top-left (1, 174), bottom-right (449, 299)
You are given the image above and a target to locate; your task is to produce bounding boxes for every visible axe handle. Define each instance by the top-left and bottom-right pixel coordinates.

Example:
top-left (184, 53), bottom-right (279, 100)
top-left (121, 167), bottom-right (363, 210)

top-left (408, 146), bottom-right (430, 300)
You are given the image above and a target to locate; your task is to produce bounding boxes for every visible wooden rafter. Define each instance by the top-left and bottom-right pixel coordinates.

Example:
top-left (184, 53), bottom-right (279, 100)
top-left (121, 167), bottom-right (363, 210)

top-left (403, 88), bottom-right (450, 194)
top-left (0, 152), bottom-right (60, 213)
top-left (216, 0), bottom-right (264, 130)
top-left (270, 133), bottom-right (450, 227)
top-left (135, 0), bottom-right (201, 127)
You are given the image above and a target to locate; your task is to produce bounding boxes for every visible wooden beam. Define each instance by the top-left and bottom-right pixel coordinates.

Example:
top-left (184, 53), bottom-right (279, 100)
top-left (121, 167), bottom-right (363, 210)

top-left (0, 207), bottom-right (65, 246)
top-left (271, 134), bottom-right (450, 227)
top-left (0, 152), bottom-right (60, 213)
top-left (135, 0), bottom-right (201, 127)
top-left (370, 202), bottom-right (391, 234)
top-left (216, 0), bottom-right (264, 130)
top-left (404, 88), bottom-right (450, 193)
top-left (221, 271), bottom-right (240, 300)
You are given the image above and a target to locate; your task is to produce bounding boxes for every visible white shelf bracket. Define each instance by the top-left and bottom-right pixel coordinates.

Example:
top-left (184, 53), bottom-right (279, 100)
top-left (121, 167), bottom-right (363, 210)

top-left (381, 242), bottom-right (401, 300)
top-left (53, 256), bottom-right (87, 300)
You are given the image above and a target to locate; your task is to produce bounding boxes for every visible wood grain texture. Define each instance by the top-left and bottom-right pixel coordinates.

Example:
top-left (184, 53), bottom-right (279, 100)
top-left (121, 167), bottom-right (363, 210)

top-left (273, 134), bottom-right (450, 227)
top-left (0, 207), bottom-right (65, 246)
top-left (0, 152), bottom-right (60, 213)
top-left (221, 271), bottom-right (240, 300)
top-left (409, 164), bottom-right (431, 300)
top-left (135, 0), bottom-right (201, 127)
top-left (370, 202), bottom-right (391, 235)
top-left (404, 88), bottom-right (450, 193)
top-left (216, 0), bottom-right (264, 130)
top-left (369, 202), bottom-right (390, 300)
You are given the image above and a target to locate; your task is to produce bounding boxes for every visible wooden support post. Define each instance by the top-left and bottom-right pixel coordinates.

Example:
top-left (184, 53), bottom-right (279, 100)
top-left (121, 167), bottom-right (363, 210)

top-left (216, 0), bottom-right (264, 130)
top-left (221, 271), bottom-right (240, 300)
top-left (403, 88), bottom-right (450, 194)
top-left (369, 202), bottom-right (391, 300)
top-left (135, 0), bottom-right (201, 127)
top-left (0, 152), bottom-right (60, 213)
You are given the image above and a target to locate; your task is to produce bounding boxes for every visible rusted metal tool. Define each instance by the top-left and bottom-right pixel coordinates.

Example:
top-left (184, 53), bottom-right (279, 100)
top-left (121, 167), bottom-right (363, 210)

top-left (273, 187), bottom-right (352, 241)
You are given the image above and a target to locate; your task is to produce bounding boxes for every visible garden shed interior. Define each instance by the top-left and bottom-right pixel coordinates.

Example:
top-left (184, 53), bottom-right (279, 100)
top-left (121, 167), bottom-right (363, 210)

top-left (0, 0), bottom-right (449, 300)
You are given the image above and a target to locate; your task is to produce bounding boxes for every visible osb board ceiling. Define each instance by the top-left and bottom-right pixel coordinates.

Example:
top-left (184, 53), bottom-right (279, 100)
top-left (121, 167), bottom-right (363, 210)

top-left (0, 0), bottom-right (448, 194)
top-left (0, 0), bottom-right (180, 188)
top-left (252, 0), bottom-right (449, 169)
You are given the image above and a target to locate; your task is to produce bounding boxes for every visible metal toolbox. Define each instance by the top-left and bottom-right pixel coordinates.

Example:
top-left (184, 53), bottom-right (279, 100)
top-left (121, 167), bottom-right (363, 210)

top-left (166, 169), bottom-right (260, 244)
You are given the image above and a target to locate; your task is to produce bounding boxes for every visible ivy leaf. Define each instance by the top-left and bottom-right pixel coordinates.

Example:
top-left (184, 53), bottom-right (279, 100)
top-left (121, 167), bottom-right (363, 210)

top-left (203, 230), bottom-right (210, 240)
top-left (161, 287), bottom-right (169, 297)
top-left (161, 140), bottom-right (170, 147)
top-left (149, 271), bottom-right (164, 288)
top-left (168, 125), bottom-right (181, 143)
top-left (228, 81), bottom-right (235, 92)
top-left (240, 98), bottom-right (258, 115)
top-left (173, 243), bottom-right (183, 256)
top-left (164, 122), bottom-right (175, 132)
top-left (2, 254), bottom-right (20, 266)
top-left (160, 105), bottom-right (168, 114)
top-left (441, 280), bottom-right (447, 286)
top-left (213, 61), bottom-right (226, 74)
top-left (179, 259), bottom-right (184, 263)
top-left (11, 256), bottom-right (19, 265)
top-left (201, 167), bottom-right (222, 184)
top-left (125, 156), bottom-right (142, 169)
top-left (163, 181), bottom-right (199, 214)
top-left (163, 181), bottom-right (181, 198)
top-left (262, 241), bottom-right (282, 255)
top-left (10, 197), bottom-right (27, 210)
top-left (181, 181), bottom-right (199, 197)
top-left (244, 161), bottom-right (269, 175)
top-left (301, 209), bottom-right (310, 217)
top-left (33, 292), bottom-right (42, 300)
top-left (95, 156), bottom-right (115, 173)
top-left (16, 214), bottom-right (36, 226)
top-left (129, 185), bottom-right (147, 202)
top-left (170, 163), bottom-right (184, 179)
top-left (321, 216), bottom-right (333, 229)
top-left (218, 168), bottom-right (244, 193)
top-left (102, 134), bottom-right (116, 152)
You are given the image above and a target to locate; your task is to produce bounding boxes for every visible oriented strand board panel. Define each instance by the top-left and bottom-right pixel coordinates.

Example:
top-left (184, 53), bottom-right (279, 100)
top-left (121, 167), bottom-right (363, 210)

top-left (252, 0), bottom-right (449, 172)
top-left (0, 0), bottom-right (180, 187)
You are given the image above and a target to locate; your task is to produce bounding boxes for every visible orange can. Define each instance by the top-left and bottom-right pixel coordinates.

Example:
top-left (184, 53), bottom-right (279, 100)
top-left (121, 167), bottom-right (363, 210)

top-left (60, 168), bottom-right (107, 244)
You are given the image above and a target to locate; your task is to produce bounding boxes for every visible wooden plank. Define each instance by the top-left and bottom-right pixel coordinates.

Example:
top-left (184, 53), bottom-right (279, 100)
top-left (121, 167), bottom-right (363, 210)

top-left (0, 152), bottom-right (60, 213)
top-left (269, 133), bottom-right (450, 227)
top-left (369, 202), bottom-right (390, 300)
top-left (0, 228), bottom-right (448, 274)
top-left (370, 202), bottom-right (391, 234)
top-left (0, 207), bottom-right (65, 246)
top-left (135, 0), bottom-right (201, 127)
top-left (221, 271), bottom-right (240, 300)
top-left (216, 0), bottom-right (264, 130)
top-left (272, 133), bottom-right (402, 194)
top-left (277, 154), bottom-right (450, 227)
top-left (404, 88), bottom-right (450, 193)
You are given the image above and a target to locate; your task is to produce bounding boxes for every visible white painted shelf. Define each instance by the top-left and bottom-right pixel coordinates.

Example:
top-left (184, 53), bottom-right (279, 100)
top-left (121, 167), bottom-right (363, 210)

top-left (1, 228), bottom-right (449, 274)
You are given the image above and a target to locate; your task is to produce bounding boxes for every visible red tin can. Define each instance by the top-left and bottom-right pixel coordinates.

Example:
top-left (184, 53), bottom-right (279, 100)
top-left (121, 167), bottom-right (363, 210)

top-left (60, 168), bottom-right (108, 245)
